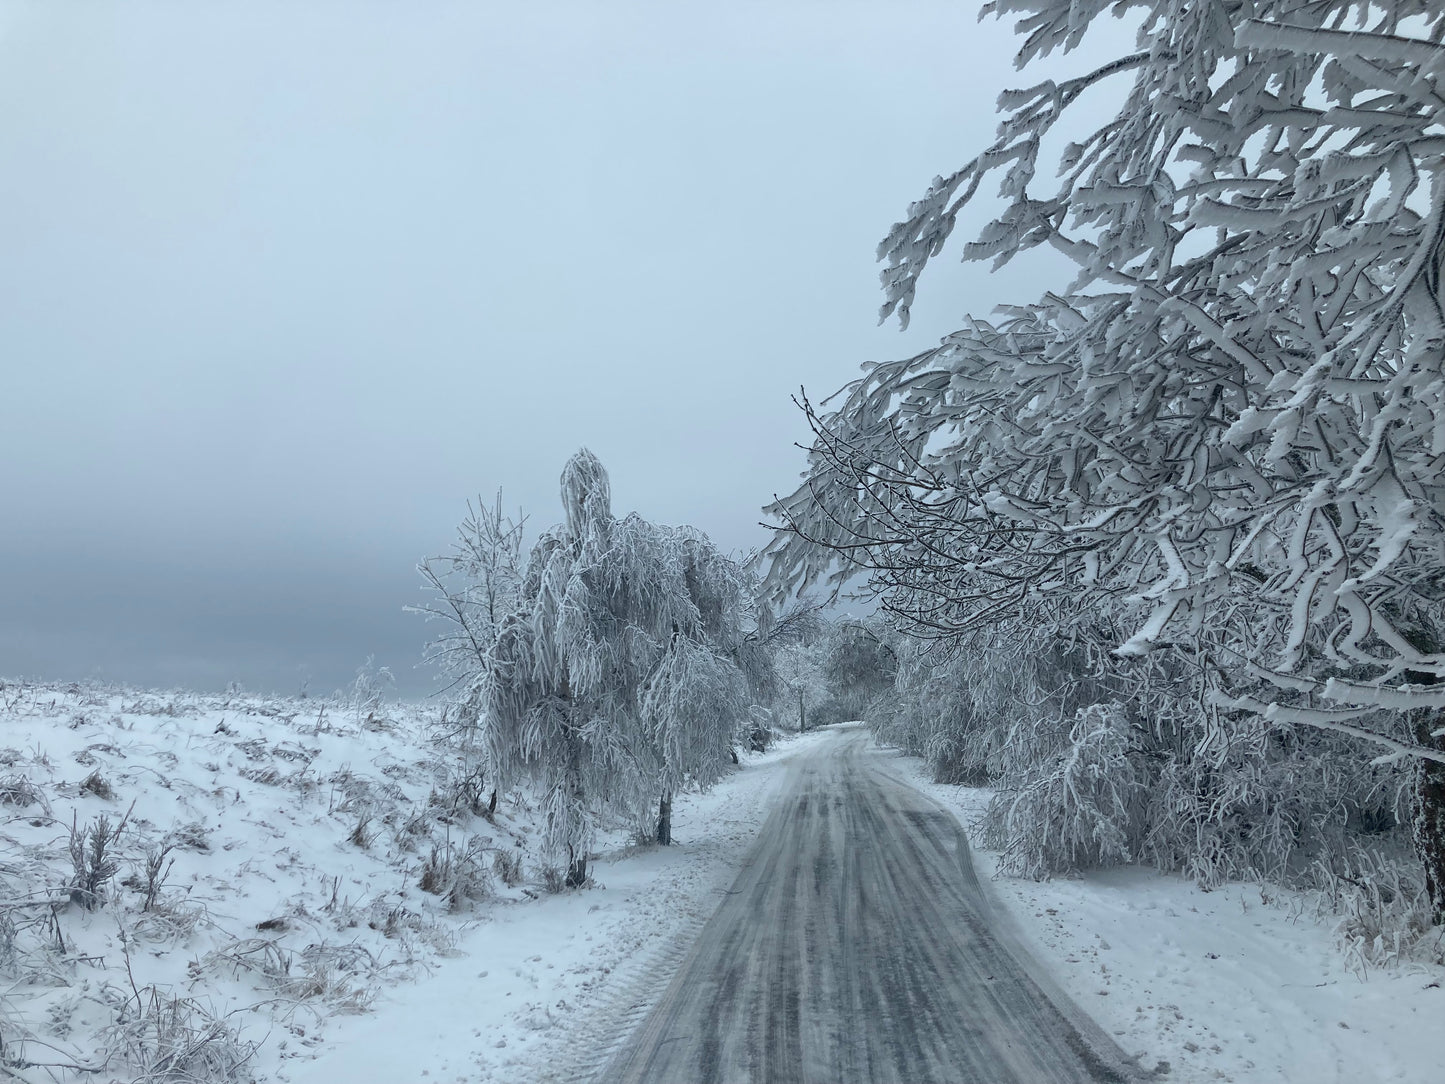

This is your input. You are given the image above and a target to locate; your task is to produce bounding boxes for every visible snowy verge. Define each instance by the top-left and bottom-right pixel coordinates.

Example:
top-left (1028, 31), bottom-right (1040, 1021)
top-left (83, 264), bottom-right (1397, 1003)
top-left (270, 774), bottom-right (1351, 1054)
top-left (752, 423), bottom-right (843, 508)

top-left (873, 741), bottom-right (1445, 1084)
top-left (0, 677), bottom-right (828, 1084)
top-left (279, 727), bottom-right (835, 1084)
top-left (0, 681), bottom-right (555, 1084)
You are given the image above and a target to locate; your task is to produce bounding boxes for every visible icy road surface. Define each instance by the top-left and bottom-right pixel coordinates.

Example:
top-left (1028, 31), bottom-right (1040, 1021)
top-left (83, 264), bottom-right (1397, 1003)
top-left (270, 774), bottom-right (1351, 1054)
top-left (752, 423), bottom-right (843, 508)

top-left (598, 725), bottom-right (1140, 1084)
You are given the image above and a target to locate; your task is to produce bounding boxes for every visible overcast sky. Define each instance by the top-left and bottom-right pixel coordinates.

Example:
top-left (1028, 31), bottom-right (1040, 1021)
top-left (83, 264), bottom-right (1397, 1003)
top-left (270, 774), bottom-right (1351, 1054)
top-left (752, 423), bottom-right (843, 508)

top-left (0, 0), bottom-right (1076, 697)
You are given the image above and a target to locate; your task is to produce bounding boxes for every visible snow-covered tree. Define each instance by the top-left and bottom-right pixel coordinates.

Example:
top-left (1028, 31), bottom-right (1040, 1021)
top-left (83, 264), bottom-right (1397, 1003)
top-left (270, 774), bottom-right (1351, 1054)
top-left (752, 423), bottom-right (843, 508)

top-left (772, 616), bottom-right (901, 730)
top-left (765, 1), bottom-right (1445, 919)
top-left (413, 493), bottom-right (526, 813)
top-left (415, 493), bottom-right (526, 693)
top-left (482, 450), bottom-right (755, 884)
top-left (822, 619), bottom-right (899, 723)
top-left (770, 638), bottom-right (828, 732)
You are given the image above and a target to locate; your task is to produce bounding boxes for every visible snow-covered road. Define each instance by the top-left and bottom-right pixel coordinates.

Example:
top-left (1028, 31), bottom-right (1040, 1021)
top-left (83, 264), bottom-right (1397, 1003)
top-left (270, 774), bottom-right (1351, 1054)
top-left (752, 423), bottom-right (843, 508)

top-left (598, 724), bottom-right (1140, 1084)
top-left (273, 727), bottom-right (838, 1084)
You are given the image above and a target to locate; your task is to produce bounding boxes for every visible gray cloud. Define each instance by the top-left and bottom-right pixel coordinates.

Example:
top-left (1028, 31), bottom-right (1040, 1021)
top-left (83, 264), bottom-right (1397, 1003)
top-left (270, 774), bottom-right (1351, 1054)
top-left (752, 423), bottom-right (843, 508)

top-left (0, 0), bottom-right (1069, 696)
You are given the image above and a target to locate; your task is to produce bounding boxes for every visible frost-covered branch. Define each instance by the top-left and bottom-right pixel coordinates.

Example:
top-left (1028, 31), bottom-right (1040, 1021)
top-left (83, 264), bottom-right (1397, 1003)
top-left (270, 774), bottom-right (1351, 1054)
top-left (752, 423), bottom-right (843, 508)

top-left (763, 0), bottom-right (1445, 921)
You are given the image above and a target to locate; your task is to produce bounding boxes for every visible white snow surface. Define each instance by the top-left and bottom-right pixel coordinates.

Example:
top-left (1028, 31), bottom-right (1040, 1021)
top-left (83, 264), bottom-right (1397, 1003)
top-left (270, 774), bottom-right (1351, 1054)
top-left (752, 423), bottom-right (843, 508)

top-left (882, 744), bottom-right (1445, 1084)
top-left (0, 679), bottom-right (831, 1083)
top-left (282, 729), bottom-right (833, 1084)
top-left (7, 683), bottom-right (1442, 1084)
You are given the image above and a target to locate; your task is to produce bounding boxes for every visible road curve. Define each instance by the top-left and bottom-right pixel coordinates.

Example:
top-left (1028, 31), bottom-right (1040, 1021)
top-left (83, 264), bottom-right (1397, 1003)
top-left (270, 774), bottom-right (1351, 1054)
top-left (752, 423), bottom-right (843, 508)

top-left (596, 725), bottom-right (1141, 1084)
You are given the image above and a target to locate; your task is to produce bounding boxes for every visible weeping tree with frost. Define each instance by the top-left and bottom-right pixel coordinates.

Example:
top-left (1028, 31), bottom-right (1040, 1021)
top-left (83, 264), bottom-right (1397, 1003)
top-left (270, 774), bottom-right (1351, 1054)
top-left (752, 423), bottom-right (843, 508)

top-left (484, 449), bottom-right (755, 885)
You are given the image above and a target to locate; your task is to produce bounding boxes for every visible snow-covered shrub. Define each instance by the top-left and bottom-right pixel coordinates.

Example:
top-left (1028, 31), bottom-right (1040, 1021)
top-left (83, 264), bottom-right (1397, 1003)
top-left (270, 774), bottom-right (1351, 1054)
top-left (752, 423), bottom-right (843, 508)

top-left (0, 773), bottom-right (47, 812)
top-left (104, 983), bottom-right (257, 1083)
top-left (492, 848), bottom-right (522, 887)
top-left (135, 841), bottom-right (177, 913)
top-left (68, 810), bottom-right (129, 910)
top-left (199, 937), bottom-right (376, 1014)
top-left (417, 837), bottom-right (494, 910)
top-left (1140, 718), bottom-right (1395, 889)
top-left (878, 643), bottom-right (987, 780)
top-left (346, 657), bottom-right (395, 730)
top-left (129, 903), bottom-right (205, 947)
top-left (982, 703), bottom-right (1150, 878)
top-left (1310, 843), bottom-right (1443, 969)
top-left (78, 768), bottom-right (114, 800)
top-left (878, 612), bottom-right (1437, 954)
top-left (744, 706), bottom-right (776, 753)
top-left (879, 617), bottom-right (1123, 786)
top-left (283, 943), bottom-right (378, 1011)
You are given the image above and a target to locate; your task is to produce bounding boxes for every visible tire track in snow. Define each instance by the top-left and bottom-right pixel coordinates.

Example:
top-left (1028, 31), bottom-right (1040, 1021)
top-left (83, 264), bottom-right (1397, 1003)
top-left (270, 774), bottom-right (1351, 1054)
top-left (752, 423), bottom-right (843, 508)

top-left (530, 735), bottom-right (829, 1084)
top-left (595, 726), bottom-right (1145, 1084)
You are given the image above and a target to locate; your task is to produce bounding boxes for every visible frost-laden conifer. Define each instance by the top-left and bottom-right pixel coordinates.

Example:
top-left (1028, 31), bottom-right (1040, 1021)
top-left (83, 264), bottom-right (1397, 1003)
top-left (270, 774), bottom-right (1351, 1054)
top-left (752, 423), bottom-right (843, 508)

top-left (484, 450), bottom-right (753, 885)
top-left (765, 1), bottom-right (1445, 921)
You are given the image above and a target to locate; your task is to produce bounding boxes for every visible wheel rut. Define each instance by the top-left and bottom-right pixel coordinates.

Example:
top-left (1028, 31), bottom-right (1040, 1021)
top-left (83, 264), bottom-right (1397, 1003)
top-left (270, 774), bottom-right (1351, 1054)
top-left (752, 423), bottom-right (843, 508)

top-left (594, 725), bottom-right (1144, 1084)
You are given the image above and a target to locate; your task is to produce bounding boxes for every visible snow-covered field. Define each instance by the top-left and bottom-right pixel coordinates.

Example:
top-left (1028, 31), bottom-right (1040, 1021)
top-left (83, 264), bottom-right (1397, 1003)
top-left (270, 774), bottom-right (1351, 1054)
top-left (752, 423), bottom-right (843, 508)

top-left (7, 681), bottom-right (1441, 1084)
top-left (281, 729), bottom-right (835, 1084)
top-left (0, 679), bottom-right (830, 1083)
top-left (881, 745), bottom-right (1445, 1084)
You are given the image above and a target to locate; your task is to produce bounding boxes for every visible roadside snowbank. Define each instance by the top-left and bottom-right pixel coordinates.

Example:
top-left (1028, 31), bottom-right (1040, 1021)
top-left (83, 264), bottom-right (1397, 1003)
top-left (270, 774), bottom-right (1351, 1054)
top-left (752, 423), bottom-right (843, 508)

top-left (281, 728), bottom-right (832, 1084)
top-left (880, 743), bottom-right (1445, 1084)
top-left (21, 676), bottom-right (1430, 1084)
top-left (0, 677), bottom-right (828, 1083)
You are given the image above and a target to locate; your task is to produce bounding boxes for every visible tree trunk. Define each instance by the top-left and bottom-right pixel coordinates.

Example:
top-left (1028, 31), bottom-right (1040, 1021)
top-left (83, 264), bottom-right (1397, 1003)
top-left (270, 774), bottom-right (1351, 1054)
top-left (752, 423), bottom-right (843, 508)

top-left (565, 848), bottom-right (588, 888)
top-left (656, 792), bottom-right (672, 846)
top-left (487, 788), bottom-right (498, 816)
top-left (798, 688), bottom-right (806, 732)
top-left (1404, 624), bottom-right (1445, 925)
top-left (1414, 708), bottom-right (1445, 924)
top-left (559, 675), bottom-right (588, 888)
